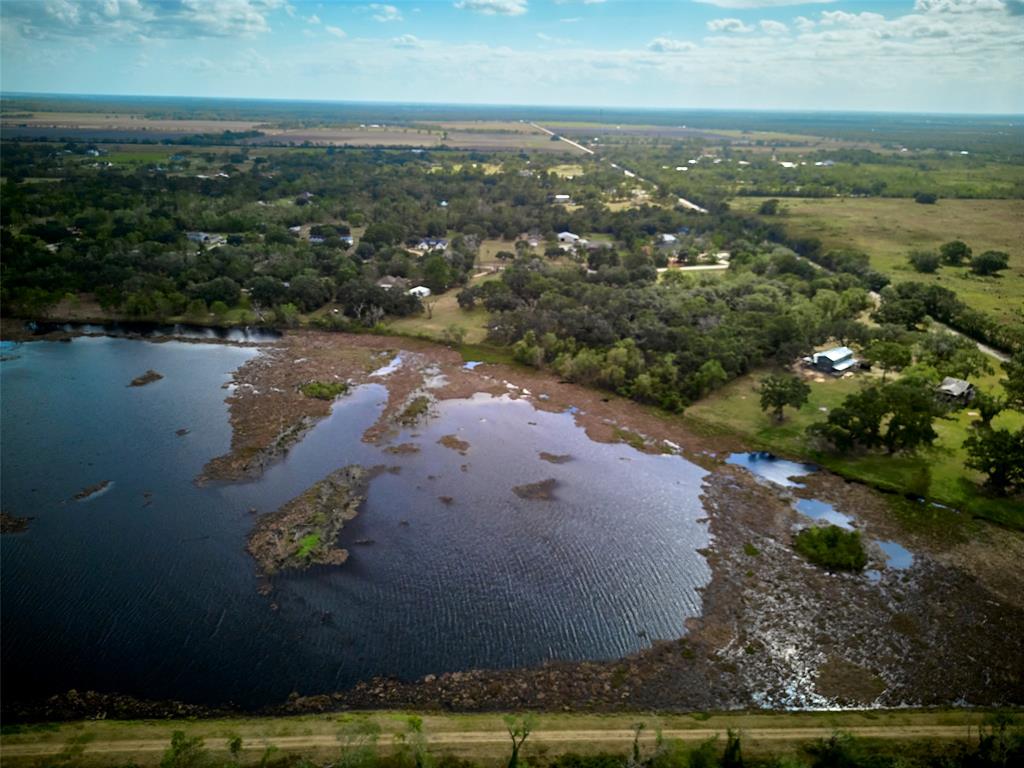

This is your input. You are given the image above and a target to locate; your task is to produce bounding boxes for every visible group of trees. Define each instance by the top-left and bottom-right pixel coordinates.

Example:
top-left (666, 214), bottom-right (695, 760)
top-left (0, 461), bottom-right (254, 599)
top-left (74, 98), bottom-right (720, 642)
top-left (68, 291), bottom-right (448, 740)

top-left (908, 240), bottom-right (1010, 277)
top-left (474, 235), bottom-right (872, 412)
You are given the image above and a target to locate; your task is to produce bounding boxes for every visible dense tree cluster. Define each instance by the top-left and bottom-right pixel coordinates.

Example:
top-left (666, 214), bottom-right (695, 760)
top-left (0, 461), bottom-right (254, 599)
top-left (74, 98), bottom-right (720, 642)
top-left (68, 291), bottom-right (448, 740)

top-left (467, 238), bottom-right (870, 411)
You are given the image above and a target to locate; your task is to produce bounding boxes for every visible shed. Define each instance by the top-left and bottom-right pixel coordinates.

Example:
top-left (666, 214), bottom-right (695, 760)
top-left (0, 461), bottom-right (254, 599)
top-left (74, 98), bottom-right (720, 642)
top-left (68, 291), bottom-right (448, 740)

top-left (937, 377), bottom-right (975, 405)
top-left (808, 346), bottom-right (859, 375)
top-left (407, 286), bottom-right (432, 298)
top-left (558, 231), bottom-right (580, 244)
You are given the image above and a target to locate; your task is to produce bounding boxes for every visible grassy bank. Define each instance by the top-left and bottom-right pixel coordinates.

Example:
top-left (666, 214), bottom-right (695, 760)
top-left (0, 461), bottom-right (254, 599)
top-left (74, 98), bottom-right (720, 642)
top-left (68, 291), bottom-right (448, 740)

top-left (729, 197), bottom-right (1024, 328)
top-left (683, 367), bottom-right (1024, 530)
top-left (1, 709), bottom-right (1014, 767)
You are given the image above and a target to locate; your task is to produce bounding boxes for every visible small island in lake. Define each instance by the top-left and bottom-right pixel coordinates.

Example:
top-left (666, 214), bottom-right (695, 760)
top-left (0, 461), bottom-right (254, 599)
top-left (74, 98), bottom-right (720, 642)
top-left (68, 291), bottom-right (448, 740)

top-left (247, 465), bottom-right (369, 576)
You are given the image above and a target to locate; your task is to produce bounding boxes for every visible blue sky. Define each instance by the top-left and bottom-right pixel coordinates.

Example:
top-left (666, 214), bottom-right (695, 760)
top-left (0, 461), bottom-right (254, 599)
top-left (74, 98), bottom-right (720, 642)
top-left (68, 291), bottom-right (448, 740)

top-left (2, 0), bottom-right (1022, 113)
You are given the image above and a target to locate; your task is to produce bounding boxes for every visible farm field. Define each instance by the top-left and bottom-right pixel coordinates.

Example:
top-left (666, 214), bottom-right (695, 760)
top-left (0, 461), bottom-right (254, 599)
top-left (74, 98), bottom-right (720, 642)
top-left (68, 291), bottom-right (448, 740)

top-left (731, 197), bottom-right (1024, 327)
top-left (684, 363), bottom-right (1024, 529)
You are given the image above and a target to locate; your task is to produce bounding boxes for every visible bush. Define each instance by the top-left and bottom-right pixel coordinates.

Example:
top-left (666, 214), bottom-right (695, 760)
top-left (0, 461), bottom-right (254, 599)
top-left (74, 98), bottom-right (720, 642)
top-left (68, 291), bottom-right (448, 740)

top-left (907, 249), bottom-right (940, 273)
top-left (913, 191), bottom-right (938, 204)
top-left (971, 250), bottom-right (1009, 276)
top-left (300, 380), bottom-right (349, 400)
top-left (794, 525), bottom-right (868, 571)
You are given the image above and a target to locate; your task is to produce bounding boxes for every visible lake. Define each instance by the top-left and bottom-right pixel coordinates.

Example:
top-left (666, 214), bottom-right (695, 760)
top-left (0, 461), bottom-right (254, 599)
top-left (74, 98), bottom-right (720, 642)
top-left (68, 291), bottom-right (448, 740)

top-left (1, 336), bottom-right (712, 707)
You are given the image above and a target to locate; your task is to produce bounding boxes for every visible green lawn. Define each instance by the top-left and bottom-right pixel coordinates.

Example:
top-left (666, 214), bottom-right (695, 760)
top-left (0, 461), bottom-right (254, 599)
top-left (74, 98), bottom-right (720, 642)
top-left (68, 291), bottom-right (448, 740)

top-left (684, 367), bottom-right (1023, 530)
top-left (731, 197), bottom-right (1024, 328)
top-left (385, 279), bottom-right (493, 344)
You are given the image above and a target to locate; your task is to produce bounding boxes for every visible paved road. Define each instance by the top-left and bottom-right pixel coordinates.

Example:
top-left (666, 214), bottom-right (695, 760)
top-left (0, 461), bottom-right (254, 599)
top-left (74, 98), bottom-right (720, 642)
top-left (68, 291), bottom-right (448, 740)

top-left (530, 122), bottom-right (595, 155)
top-left (0, 725), bottom-right (978, 760)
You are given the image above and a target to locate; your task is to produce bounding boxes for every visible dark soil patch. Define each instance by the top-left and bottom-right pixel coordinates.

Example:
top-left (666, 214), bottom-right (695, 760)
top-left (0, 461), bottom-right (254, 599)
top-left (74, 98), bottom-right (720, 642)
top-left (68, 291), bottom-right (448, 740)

top-left (73, 480), bottom-right (110, 501)
top-left (1, 512), bottom-right (31, 534)
top-left (438, 435), bottom-right (470, 455)
top-left (512, 478), bottom-right (558, 501)
top-left (128, 370), bottom-right (163, 387)
top-left (539, 452), bottom-right (572, 464)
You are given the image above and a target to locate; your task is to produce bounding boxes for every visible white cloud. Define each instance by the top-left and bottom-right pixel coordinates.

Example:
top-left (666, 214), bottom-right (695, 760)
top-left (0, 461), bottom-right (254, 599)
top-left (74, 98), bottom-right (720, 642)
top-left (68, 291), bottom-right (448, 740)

top-left (646, 36), bottom-right (696, 52)
top-left (1, 0), bottom-right (289, 40)
top-left (914, 0), bottom-right (1007, 12)
top-left (325, 25), bottom-right (346, 38)
top-left (794, 15), bottom-right (816, 32)
top-left (694, 0), bottom-right (837, 8)
top-left (760, 19), bottom-right (788, 33)
top-left (368, 4), bottom-right (403, 22)
top-left (707, 18), bottom-right (754, 32)
top-left (306, 14), bottom-right (320, 24)
top-left (391, 33), bottom-right (422, 47)
top-left (454, 0), bottom-right (527, 15)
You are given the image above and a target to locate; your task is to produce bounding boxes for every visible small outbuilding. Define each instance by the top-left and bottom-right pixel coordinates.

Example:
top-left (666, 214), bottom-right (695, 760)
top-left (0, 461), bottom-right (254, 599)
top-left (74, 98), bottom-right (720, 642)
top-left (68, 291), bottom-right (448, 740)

top-left (937, 377), bottom-right (975, 406)
top-left (806, 346), bottom-right (859, 375)
top-left (558, 231), bottom-right (580, 244)
top-left (407, 286), bottom-right (432, 299)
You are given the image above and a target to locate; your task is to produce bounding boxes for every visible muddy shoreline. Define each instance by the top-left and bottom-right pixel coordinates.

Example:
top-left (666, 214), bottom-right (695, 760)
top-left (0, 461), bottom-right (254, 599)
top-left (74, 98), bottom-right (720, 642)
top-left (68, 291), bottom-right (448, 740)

top-left (4, 328), bottom-right (1023, 721)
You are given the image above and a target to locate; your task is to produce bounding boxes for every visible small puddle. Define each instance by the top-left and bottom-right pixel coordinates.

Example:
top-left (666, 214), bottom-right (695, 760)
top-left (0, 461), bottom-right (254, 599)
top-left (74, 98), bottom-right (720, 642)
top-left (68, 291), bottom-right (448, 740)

top-left (463, 361), bottom-right (483, 370)
top-left (370, 354), bottom-right (404, 377)
top-left (726, 452), bottom-right (816, 488)
top-left (794, 498), bottom-right (854, 530)
top-left (878, 540), bottom-right (914, 570)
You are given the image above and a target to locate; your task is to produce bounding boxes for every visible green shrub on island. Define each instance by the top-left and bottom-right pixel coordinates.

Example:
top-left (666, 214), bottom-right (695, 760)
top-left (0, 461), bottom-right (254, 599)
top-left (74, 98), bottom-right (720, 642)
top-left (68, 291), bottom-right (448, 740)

top-left (300, 381), bottom-right (349, 400)
top-left (794, 525), bottom-right (868, 572)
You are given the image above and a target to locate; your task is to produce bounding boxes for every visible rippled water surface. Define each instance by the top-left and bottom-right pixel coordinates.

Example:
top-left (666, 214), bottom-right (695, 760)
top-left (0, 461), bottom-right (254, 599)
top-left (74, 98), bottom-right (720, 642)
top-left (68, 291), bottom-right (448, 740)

top-left (1, 338), bottom-right (712, 706)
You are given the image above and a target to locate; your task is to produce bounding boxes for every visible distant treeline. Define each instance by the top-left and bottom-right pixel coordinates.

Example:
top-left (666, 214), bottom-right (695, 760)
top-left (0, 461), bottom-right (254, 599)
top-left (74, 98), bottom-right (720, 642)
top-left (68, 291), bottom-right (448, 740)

top-left (3, 93), bottom-right (1022, 155)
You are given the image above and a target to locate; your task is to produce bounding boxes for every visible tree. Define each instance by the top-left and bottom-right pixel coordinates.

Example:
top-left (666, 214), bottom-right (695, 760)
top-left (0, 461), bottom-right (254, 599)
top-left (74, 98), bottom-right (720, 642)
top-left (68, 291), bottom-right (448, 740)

top-left (913, 191), bottom-right (938, 204)
top-left (964, 426), bottom-right (1024, 494)
top-left (758, 373), bottom-right (811, 422)
top-left (504, 715), bottom-right (536, 768)
top-left (970, 250), bottom-right (1009, 276)
top-left (758, 199), bottom-right (781, 215)
top-left (940, 240), bottom-right (972, 266)
top-left (1001, 352), bottom-right (1024, 409)
top-left (972, 391), bottom-right (1005, 428)
top-left (160, 731), bottom-right (207, 768)
top-left (907, 249), bottom-right (940, 273)
top-left (880, 378), bottom-right (940, 453)
top-left (865, 340), bottom-right (911, 382)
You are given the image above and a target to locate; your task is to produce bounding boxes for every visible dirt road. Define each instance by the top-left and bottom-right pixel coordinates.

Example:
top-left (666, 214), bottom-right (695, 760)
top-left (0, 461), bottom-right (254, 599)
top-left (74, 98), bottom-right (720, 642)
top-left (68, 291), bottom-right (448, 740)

top-left (0, 724), bottom-right (982, 762)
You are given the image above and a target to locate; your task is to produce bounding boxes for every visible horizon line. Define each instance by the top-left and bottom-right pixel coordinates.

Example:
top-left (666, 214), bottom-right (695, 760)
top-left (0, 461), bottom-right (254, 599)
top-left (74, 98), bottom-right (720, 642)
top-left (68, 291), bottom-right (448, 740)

top-left (2, 91), bottom-right (1022, 120)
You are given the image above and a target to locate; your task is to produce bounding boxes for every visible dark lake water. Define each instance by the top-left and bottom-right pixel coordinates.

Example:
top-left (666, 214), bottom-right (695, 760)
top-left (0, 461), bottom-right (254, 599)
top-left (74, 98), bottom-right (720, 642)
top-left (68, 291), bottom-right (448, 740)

top-left (1, 337), bottom-right (711, 707)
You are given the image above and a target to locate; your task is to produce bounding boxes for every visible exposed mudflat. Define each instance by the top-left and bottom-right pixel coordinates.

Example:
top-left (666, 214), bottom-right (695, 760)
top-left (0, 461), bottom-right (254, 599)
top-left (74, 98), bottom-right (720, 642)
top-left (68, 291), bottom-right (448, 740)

top-left (7, 328), bottom-right (1020, 719)
top-left (246, 464), bottom-right (370, 577)
top-left (1, 511), bottom-right (31, 534)
top-left (128, 369), bottom-right (163, 387)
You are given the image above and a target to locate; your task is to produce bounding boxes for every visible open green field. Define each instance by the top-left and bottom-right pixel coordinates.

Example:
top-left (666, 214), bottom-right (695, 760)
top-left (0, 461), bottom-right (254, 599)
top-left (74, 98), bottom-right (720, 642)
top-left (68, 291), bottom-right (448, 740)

top-left (684, 365), bottom-right (1024, 530)
top-left (732, 197), bottom-right (1024, 327)
top-left (0, 709), bottom-right (1013, 767)
top-left (385, 277), bottom-right (495, 345)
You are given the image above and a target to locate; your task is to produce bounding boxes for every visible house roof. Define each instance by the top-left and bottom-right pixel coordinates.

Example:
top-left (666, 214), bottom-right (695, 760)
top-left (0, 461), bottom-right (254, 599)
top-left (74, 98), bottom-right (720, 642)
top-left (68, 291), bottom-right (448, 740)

top-left (558, 231), bottom-right (579, 240)
top-left (832, 358), bottom-right (859, 372)
top-left (814, 346), bottom-right (854, 362)
top-left (938, 377), bottom-right (972, 396)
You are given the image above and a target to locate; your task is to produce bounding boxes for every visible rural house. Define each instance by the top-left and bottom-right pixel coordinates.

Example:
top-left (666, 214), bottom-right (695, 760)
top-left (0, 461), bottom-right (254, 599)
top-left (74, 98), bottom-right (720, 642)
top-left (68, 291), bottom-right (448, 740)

top-left (558, 231), bottom-right (580, 244)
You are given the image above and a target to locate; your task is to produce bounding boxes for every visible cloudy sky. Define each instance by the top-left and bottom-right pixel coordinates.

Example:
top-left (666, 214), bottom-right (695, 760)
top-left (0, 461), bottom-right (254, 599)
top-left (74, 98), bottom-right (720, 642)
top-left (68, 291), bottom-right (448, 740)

top-left (1, 0), bottom-right (1022, 113)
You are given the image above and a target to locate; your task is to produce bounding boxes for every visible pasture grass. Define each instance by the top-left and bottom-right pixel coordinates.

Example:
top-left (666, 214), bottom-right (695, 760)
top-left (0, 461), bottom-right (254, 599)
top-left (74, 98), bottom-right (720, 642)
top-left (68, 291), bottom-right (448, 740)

top-left (731, 197), bottom-right (1024, 327)
top-left (683, 367), bottom-right (1024, 530)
